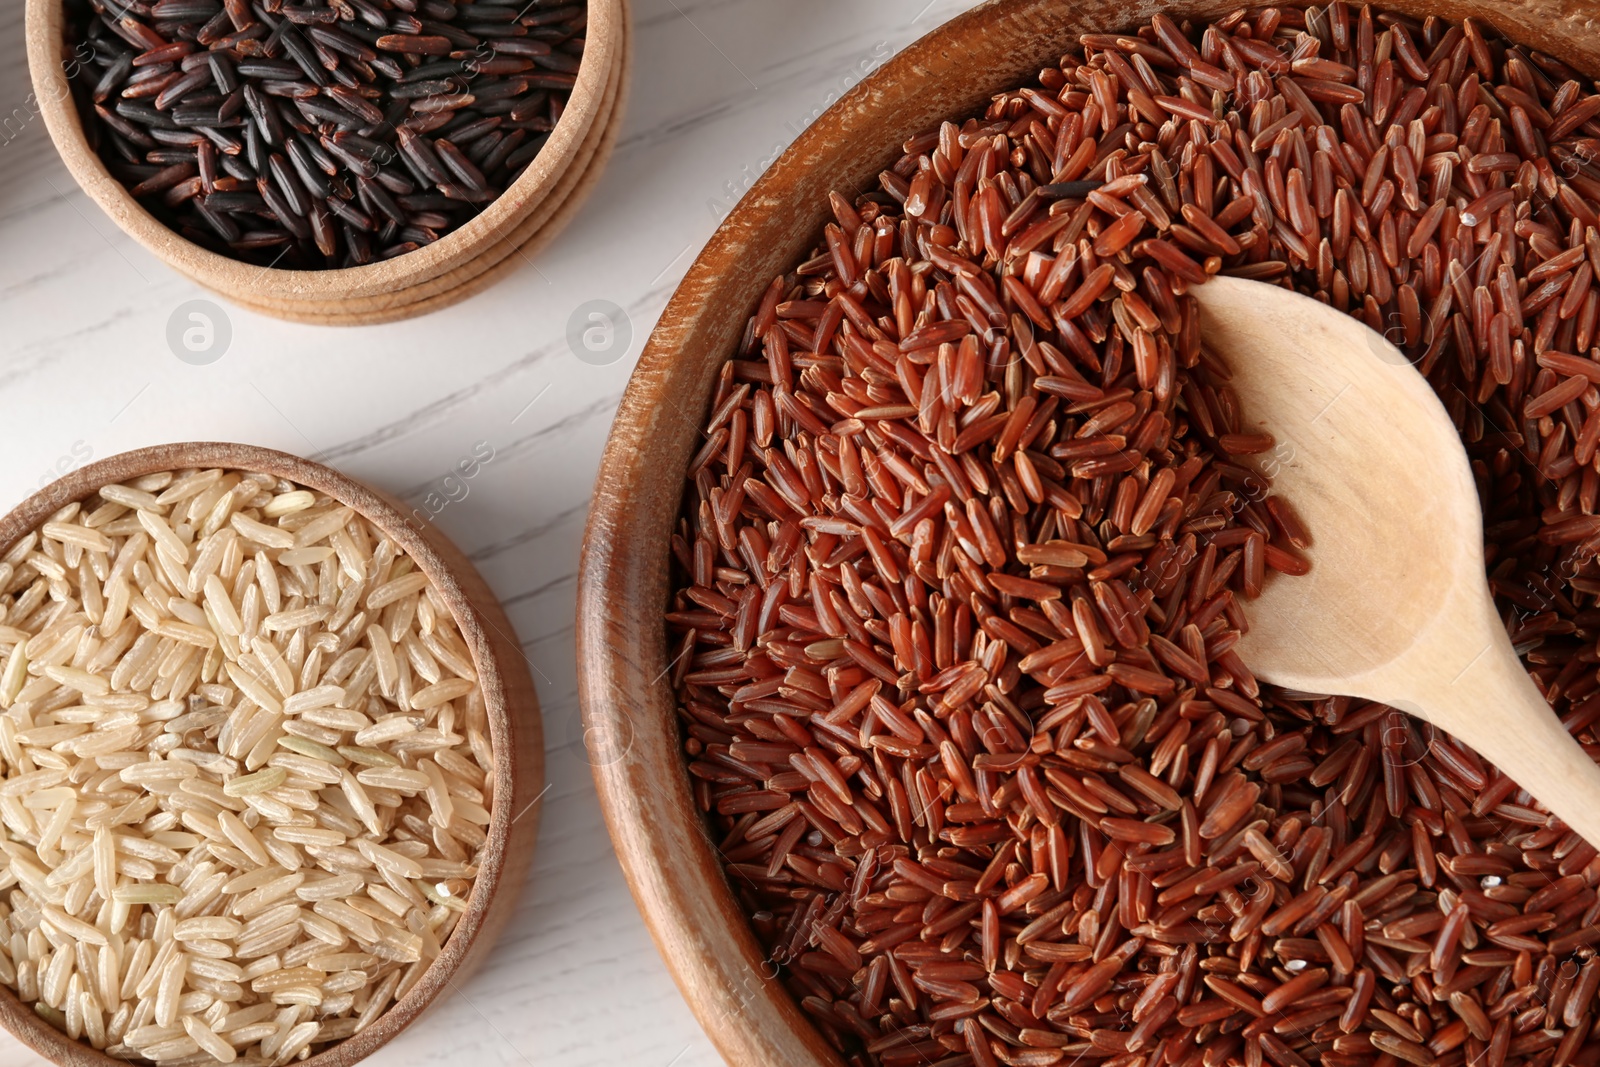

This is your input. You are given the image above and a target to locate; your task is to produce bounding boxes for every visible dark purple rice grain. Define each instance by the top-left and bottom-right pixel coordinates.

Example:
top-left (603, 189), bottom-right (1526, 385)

top-left (396, 126), bottom-right (450, 184)
top-left (434, 138), bottom-right (485, 190)
top-left (66, 0), bottom-right (586, 269)
top-left (285, 140), bottom-right (330, 198)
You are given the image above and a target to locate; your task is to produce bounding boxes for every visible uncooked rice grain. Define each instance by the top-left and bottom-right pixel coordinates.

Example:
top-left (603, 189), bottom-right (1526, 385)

top-left (0, 468), bottom-right (493, 1064)
top-left (62, 0), bottom-right (587, 270)
top-left (668, 6), bottom-right (1600, 1067)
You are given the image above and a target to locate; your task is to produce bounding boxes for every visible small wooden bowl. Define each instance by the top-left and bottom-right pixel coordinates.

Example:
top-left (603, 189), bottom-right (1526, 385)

top-left (574, 1), bottom-right (1600, 1065)
top-left (0, 442), bottom-right (543, 1066)
top-left (26, 0), bottom-right (628, 325)
top-left (221, 17), bottom-right (630, 326)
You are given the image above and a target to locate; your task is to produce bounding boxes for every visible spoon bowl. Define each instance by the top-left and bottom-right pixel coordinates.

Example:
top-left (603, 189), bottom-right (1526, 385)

top-left (1192, 276), bottom-right (1600, 845)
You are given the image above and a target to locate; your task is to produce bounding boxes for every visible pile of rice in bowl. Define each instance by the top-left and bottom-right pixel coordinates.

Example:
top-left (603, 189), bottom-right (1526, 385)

top-left (0, 467), bottom-right (493, 1064)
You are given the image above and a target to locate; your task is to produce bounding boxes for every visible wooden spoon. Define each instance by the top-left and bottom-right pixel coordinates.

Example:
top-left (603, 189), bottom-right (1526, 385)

top-left (1190, 275), bottom-right (1600, 847)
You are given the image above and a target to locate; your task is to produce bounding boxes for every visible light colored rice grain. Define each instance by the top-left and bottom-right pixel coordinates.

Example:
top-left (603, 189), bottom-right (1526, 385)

top-left (0, 646), bottom-right (29, 707)
top-left (0, 469), bottom-right (489, 1063)
top-left (355, 841), bottom-right (422, 879)
top-left (353, 717), bottom-right (417, 747)
top-left (282, 686), bottom-right (344, 715)
top-left (99, 485), bottom-right (161, 511)
top-left (365, 574), bottom-right (427, 612)
top-left (220, 768), bottom-right (286, 798)
top-left (42, 522), bottom-right (114, 554)
top-left (223, 1022), bottom-right (276, 1047)
top-left (271, 827), bottom-right (343, 848)
top-left (420, 760), bottom-right (454, 829)
top-left (182, 1016), bottom-right (236, 1063)
top-left (268, 754), bottom-right (340, 786)
top-left (222, 666), bottom-right (282, 717)
top-left (420, 632), bottom-right (474, 682)
top-left (45, 664), bottom-right (111, 696)
top-left (234, 926), bottom-right (300, 961)
top-left (321, 970), bottom-right (367, 995)
top-left (41, 906), bottom-right (107, 947)
top-left (261, 493), bottom-right (314, 520)
top-left (354, 766), bottom-right (428, 793)
top-left (214, 1003), bottom-right (274, 1035)
top-left (272, 1020), bottom-right (319, 1065)
top-left (291, 508), bottom-right (353, 550)
top-left (201, 576), bottom-right (242, 638)
top-left (228, 515), bottom-right (294, 551)
top-left (154, 470), bottom-right (219, 507)
top-left (299, 706), bottom-right (368, 733)
top-left (310, 901), bottom-right (377, 943)
top-left (409, 679), bottom-right (474, 710)
top-left (153, 953), bottom-right (188, 1028)
top-left (187, 959), bottom-right (244, 984)
top-left (174, 918), bottom-right (241, 942)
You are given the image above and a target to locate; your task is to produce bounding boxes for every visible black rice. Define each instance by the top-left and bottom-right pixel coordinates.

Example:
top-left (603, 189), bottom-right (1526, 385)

top-left (65, 0), bottom-right (587, 269)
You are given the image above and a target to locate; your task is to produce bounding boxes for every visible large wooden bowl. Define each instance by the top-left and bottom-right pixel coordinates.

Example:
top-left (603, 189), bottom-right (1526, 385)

top-left (575, 1), bottom-right (1600, 1065)
top-left (26, 0), bottom-right (629, 325)
top-left (0, 442), bottom-right (543, 1067)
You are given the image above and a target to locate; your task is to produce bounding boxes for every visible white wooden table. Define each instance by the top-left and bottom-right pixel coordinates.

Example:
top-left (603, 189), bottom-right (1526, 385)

top-left (0, 1), bottom-right (983, 1063)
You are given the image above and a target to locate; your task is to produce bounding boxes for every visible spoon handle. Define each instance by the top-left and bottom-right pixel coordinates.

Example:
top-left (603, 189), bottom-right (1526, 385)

top-left (1421, 653), bottom-right (1600, 848)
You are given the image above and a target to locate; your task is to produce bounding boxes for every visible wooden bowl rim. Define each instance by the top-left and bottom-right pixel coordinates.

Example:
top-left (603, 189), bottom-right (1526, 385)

top-left (579, 4), bottom-right (1048, 1063)
top-left (0, 442), bottom-right (539, 1067)
top-left (577, 0), bottom-right (1600, 1065)
top-left (25, 0), bottom-right (626, 305)
top-left (220, 13), bottom-right (630, 325)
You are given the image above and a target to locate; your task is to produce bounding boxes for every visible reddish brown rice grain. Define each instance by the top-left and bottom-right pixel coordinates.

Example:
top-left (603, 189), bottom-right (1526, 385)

top-left (668, 6), bottom-right (1600, 1067)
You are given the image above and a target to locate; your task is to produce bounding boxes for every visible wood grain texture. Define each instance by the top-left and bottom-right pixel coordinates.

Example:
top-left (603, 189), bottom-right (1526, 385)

top-left (0, 443), bottom-right (543, 1067)
top-left (1193, 278), bottom-right (1600, 848)
top-left (576, 1), bottom-right (1600, 1065)
top-left (24, 0), bottom-right (629, 325)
